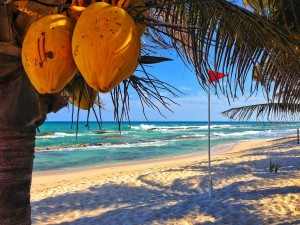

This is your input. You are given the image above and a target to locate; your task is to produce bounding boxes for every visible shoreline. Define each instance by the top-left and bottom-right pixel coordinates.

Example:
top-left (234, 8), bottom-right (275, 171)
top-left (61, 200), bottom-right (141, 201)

top-left (33, 140), bottom-right (239, 176)
top-left (31, 135), bottom-right (300, 224)
top-left (31, 138), bottom-right (269, 193)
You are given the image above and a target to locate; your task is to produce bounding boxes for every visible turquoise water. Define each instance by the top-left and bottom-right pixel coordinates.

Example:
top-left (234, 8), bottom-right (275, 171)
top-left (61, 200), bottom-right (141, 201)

top-left (34, 121), bottom-right (299, 171)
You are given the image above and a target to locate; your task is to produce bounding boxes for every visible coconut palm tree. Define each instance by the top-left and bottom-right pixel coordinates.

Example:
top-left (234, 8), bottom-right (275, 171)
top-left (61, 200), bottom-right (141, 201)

top-left (222, 0), bottom-right (300, 121)
top-left (0, 0), bottom-right (299, 224)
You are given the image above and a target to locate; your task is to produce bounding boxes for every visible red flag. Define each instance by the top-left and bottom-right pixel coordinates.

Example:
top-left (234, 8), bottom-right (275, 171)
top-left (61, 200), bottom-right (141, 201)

top-left (208, 70), bottom-right (227, 83)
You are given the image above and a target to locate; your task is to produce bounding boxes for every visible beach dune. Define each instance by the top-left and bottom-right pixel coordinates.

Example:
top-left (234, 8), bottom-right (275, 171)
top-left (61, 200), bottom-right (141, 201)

top-left (31, 136), bottom-right (300, 224)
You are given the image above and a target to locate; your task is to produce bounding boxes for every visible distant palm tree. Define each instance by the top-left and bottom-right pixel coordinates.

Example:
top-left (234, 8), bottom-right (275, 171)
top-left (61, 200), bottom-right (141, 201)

top-left (222, 0), bottom-right (300, 121)
top-left (0, 0), bottom-right (299, 224)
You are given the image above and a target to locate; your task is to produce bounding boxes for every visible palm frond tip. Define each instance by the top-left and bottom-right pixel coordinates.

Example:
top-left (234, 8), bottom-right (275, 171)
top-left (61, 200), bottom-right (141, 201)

top-left (222, 103), bottom-right (300, 121)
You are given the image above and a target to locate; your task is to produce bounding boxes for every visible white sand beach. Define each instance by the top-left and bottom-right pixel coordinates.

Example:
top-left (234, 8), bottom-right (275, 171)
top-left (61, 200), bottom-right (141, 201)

top-left (31, 136), bottom-right (300, 224)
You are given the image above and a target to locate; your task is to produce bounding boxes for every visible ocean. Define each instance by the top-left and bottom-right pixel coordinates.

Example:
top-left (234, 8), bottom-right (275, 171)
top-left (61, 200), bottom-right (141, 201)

top-left (34, 121), bottom-right (299, 172)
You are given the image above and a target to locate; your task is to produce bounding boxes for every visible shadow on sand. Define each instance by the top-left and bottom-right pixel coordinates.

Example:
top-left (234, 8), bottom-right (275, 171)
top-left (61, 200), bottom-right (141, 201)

top-left (31, 137), bottom-right (300, 225)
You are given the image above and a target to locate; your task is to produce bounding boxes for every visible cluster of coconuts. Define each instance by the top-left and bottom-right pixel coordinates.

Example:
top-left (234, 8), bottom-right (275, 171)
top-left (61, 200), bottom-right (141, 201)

top-left (21, 1), bottom-right (144, 109)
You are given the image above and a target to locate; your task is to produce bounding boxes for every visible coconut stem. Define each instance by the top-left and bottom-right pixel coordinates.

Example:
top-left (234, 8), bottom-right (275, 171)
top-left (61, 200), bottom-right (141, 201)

top-left (13, 4), bottom-right (42, 17)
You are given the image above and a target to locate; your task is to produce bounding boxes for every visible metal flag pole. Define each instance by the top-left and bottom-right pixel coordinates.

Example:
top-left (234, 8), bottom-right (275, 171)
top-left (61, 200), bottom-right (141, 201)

top-left (208, 82), bottom-right (213, 198)
top-left (206, 70), bottom-right (227, 198)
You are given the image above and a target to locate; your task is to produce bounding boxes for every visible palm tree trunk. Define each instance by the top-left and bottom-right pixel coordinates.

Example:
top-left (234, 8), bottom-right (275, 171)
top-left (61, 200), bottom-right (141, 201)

top-left (0, 3), bottom-right (67, 224)
top-left (0, 126), bottom-right (35, 225)
top-left (0, 4), bottom-right (36, 225)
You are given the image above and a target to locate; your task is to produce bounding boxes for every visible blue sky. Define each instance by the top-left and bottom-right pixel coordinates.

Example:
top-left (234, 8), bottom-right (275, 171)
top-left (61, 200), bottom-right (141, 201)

top-left (47, 0), bottom-right (265, 122)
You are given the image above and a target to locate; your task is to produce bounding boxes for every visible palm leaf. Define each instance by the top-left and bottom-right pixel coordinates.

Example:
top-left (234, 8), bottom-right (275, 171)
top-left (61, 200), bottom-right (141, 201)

top-left (242, 0), bottom-right (280, 18)
top-left (222, 102), bottom-right (300, 121)
top-left (139, 55), bottom-right (173, 64)
top-left (143, 0), bottom-right (299, 102)
top-left (242, 0), bottom-right (300, 34)
top-left (110, 72), bottom-right (182, 130)
top-left (241, 0), bottom-right (300, 103)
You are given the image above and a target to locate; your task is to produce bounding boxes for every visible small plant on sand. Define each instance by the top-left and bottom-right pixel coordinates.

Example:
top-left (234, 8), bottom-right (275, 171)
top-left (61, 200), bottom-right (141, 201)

top-left (269, 158), bottom-right (279, 173)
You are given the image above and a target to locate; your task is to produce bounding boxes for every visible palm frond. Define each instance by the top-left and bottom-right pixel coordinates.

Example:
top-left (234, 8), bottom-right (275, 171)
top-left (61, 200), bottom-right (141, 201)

top-left (242, 0), bottom-right (280, 18)
top-left (242, 0), bottom-right (300, 35)
top-left (241, 0), bottom-right (300, 104)
top-left (222, 102), bottom-right (300, 121)
top-left (140, 55), bottom-right (172, 64)
top-left (142, 0), bottom-right (299, 102)
top-left (110, 72), bottom-right (182, 130)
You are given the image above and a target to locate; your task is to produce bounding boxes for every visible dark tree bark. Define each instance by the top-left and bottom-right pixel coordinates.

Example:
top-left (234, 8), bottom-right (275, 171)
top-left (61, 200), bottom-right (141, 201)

top-left (0, 9), bottom-right (37, 225)
top-left (0, 126), bottom-right (35, 225)
top-left (0, 2), bottom-right (67, 224)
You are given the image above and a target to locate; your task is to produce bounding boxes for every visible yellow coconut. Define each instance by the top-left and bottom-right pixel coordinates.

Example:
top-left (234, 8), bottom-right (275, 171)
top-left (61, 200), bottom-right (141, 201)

top-left (67, 76), bottom-right (97, 110)
top-left (72, 2), bottom-right (141, 93)
top-left (22, 14), bottom-right (77, 94)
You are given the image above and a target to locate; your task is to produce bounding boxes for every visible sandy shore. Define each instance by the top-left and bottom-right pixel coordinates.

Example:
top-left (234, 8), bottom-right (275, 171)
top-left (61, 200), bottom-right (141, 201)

top-left (31, 136), bottom-right (300, 224)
